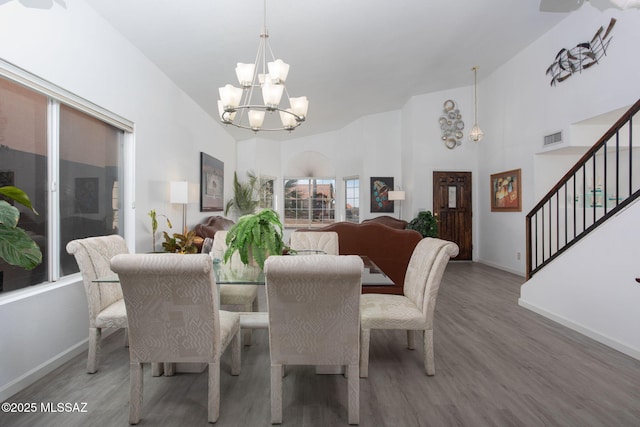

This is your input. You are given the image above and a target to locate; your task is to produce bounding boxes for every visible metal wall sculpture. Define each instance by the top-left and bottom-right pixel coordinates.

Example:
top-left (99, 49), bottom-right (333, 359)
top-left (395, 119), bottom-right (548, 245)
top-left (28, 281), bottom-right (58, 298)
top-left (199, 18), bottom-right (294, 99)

top-left (438, 100), bottom-right (464, 149)
top-left (546, 18), bottom-right (616, 86)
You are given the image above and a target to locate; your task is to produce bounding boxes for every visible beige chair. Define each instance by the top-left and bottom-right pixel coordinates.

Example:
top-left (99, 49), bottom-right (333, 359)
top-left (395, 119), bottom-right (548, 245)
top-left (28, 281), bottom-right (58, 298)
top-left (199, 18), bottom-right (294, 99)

top-left (110, 253), bottom-right (241, 424)
top-left (289, 230), bottom-right (339, 255)
top-left (264, 255), bottom-right (363, 424)
top-left (359, 237), bottom-right (459, 378)
top-left (211, 230), bottom-right (259, 345)
top-left (66, 234), bottom-right (129, 374)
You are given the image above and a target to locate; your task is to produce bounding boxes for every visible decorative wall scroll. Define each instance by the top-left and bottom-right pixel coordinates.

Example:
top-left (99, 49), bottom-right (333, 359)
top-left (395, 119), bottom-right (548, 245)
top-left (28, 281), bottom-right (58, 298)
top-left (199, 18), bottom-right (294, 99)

top-left (546, 18), bottom-right (616, 86)
top-left (438, 100), bottom-right (464, 149)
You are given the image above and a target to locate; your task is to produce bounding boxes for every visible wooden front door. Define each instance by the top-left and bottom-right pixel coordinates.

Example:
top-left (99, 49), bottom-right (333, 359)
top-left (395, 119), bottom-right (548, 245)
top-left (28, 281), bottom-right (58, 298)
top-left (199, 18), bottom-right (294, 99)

top-left (433, 171), bottom-right (472, 260)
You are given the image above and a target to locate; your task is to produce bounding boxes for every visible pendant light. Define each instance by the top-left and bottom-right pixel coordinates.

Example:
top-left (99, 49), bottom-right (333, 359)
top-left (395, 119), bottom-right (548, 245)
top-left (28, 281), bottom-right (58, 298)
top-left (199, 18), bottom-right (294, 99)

top-left (469, 66), bottom-right (484, 143)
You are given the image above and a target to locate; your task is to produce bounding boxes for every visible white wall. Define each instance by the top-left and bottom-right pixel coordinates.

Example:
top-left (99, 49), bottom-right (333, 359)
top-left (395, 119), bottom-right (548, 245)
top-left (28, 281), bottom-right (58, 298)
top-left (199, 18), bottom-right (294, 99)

top-left (477, 6), bottom-right (640, 275)
top-left (0, 1), bottom-right (235, 401)
top-left (520, 199), bottom-right (640, 359)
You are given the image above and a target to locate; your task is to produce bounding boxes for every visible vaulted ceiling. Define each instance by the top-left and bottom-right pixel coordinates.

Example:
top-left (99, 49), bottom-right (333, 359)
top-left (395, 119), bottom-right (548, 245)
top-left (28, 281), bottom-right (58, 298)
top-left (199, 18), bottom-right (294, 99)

top-left (85, 0), bottom-right (577, 141)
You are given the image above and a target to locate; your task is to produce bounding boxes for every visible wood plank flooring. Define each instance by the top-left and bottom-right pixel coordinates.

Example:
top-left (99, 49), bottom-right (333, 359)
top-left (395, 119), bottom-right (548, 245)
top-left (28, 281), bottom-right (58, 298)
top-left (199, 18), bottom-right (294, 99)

top-left (2, 262), bottom-right (640, 426)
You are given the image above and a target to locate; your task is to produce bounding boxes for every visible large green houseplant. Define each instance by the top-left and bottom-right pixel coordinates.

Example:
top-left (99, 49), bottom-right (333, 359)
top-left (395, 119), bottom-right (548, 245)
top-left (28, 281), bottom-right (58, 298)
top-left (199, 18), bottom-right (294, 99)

top-left (224, 208), bottom-right (285, 269)
top-left (407, 210), bottom-right (439, 238)
top-left (225, 171), bottom-right (260, 217)
top-left (0, 186), bottom-right (42, 270)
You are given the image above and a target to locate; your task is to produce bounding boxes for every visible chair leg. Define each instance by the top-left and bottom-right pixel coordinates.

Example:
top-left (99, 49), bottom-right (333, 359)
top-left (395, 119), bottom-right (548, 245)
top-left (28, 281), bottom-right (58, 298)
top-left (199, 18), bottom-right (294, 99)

top-left (407, 330), bottom-right (416, 350)
top-left (347, 363), bottom-right (360, 424)
top-left (151, 363), bottom-right (163, 377)
top-left (231, 329), bottom-right (241, 376)
top-left (208, 361), bottom-right (221, 423)
top-left (242, 302), bottom-right (253, 346)
top-left (359, 328), bottom-right (370, 378)
top-left (271, 364), bottom-right (283, 424)
top-left (424, 329), bottom-right (435, 376)
top-left (164, 363), bottom-right (176, 376)
top-left (87, 327), bottom-right (101, 374)
top-left (129, 362), bottom-right (143, 425)
top-left (123, 328), bottom-right (129, 348)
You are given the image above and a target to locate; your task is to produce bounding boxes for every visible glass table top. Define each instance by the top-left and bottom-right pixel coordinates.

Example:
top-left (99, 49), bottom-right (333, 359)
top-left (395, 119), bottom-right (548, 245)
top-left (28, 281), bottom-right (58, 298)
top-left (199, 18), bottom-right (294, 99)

top-left (94, 255), bottom-right (392, 286)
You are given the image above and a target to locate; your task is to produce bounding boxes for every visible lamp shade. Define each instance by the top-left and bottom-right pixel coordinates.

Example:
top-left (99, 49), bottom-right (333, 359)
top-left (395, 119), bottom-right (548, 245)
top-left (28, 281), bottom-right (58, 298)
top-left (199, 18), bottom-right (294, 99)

top-left (387, 190), bottom-right (405, 201)
top-left (235, 62), bottom-right (255, 87)
top-left (218, 84), bottom-right (243, 110)
top-left (268, 59), bottom-right (290, 83)
top-left (290, 96), bottom-right (309, 120)
top-left (248, 110), bottom-right (266, 130)
top-left (170, 181), bottom-right (188, 204)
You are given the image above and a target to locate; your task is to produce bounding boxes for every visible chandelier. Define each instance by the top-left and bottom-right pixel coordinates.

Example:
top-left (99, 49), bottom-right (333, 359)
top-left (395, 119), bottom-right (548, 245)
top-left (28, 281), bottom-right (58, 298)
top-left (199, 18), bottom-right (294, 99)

top-left (468, 66), bottom-right (484, 143)
top-left (217, 0), bottom-right (308, 132)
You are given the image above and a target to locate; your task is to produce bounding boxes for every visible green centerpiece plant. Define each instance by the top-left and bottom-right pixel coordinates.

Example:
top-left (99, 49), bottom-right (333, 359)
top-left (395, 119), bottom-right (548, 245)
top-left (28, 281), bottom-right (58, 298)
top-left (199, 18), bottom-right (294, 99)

top-left (224, 208), bottom-right (285, 269)
top-left (407, 210), bottom-right (439, 238)
top-left (0, 186), bottom-right (42, 270)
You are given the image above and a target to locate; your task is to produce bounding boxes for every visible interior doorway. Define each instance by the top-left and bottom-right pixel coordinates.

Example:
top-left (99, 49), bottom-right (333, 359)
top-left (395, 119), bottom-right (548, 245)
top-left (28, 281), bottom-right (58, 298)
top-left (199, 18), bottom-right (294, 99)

top-left (432, 171), bottom-right (472, 260)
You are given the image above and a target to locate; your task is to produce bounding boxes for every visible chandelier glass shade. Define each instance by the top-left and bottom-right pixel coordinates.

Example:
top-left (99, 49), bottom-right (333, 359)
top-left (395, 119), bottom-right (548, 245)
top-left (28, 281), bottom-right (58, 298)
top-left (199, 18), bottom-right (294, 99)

top-left (469, 66), bottom-right (484, 143)
top-left (217, 0), bottom-right (308, 132)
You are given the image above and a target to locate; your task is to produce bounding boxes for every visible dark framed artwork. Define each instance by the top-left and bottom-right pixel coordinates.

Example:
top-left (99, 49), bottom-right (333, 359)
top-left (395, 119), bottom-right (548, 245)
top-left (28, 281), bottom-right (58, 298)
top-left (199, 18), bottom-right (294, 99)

top-left (490, 168), bottom-right (522, 212)
top-left (370, 176), bottom-right (394, 213)
top-left (75, 177), bottom-right (99, 213)
top-left (200, 152), bottom-right (224, 212)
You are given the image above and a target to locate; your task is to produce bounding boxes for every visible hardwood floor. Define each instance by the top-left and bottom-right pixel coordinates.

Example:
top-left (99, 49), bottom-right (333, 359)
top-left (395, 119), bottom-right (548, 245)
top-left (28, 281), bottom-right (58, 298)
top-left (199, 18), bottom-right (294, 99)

top-left (2, 262), bottom-right (640, 426)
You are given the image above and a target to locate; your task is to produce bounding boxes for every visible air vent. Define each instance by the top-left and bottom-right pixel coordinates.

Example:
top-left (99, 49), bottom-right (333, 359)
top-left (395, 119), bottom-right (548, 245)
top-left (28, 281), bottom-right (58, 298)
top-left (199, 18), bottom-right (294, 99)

top-left (544, 131), bottom-right (562, 146)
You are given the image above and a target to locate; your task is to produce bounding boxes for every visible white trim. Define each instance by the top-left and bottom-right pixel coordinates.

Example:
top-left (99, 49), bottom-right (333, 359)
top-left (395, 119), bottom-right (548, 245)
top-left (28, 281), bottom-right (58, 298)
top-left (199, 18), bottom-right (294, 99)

top-left (518, 299), bottom-right (640, 361)
top-left (48, 99), bottom-right (61, 281)
top-left (0, 274), bottom-right (82, 306)
top-left (0, 58), bottom-right (133, 133)
top-left (477, 258), bottom-right (525, 277)
top-left (0, 338), bottom-right (88, 403)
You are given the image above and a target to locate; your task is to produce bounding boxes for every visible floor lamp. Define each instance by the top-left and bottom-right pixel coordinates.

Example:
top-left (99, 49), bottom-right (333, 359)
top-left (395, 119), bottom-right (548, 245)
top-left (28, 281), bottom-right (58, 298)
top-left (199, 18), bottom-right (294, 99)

top-left (387, 190), bottom-right (406, 220)
top-left (170, 181), bottom-right (188, 234)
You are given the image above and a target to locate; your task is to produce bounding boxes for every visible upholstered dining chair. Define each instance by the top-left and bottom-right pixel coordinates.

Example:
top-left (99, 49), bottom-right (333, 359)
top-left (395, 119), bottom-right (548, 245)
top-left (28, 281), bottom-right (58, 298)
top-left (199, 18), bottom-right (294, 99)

top-left (110, 253), bottom-right (241, 424)
top-left (211, 230), bottom-right (259, 345)
top-left (66, 234), bottom-right (129, 374)
top-left (359, 237), bottom-right (459, 378)
top-left (289, 230), bottom-right (339, 255)
top-left (264, 255), bottom-right (363, 425)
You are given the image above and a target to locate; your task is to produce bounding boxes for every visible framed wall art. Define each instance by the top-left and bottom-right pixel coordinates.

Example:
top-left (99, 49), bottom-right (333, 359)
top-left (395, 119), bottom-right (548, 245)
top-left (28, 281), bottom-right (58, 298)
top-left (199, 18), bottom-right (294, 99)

top-left (200, 152), bottom-right (224, 212)
top-left (490, 168), bottom-right (521, 212)
top-left (370, 176), bottom-right (394, 213)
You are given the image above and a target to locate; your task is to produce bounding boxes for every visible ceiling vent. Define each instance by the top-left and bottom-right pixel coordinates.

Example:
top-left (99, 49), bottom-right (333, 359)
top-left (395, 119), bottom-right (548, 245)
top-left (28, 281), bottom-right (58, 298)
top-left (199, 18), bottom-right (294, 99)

top-left (544, 131), bottom-right (562, 146)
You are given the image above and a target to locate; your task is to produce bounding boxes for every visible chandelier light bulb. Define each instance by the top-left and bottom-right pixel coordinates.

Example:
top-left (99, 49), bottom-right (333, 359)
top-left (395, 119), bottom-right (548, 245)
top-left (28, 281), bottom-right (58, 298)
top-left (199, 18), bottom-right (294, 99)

top-left (235, 63), bottom-right (255, 87)
top-left (248, 110), bottom-right (265, 131)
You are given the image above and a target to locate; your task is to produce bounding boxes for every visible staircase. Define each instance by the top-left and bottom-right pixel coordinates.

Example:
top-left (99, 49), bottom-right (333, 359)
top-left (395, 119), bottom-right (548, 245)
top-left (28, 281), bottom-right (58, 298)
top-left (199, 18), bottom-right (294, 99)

top-left (526, 99), bottom-right (640, 279)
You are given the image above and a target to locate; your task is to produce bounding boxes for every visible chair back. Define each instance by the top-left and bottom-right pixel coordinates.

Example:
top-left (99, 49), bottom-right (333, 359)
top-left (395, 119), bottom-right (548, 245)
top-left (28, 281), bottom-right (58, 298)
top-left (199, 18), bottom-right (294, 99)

top-left (289, 231), bottom-right (339, 255)
top-left (66, 235), bottom-right (129, 325)
top-left (110, 253), bottom-right (220, 363)
top-left (403, 238), bottom-right (459, 328)
top-left (264, 255), bottom-right (362, 366)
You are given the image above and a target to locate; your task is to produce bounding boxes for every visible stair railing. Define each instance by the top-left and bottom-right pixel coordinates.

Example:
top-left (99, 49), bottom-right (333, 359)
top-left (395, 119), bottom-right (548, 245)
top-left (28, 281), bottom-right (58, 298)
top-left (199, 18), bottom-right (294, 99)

top-left (526, 99), bottom-right (640, 279)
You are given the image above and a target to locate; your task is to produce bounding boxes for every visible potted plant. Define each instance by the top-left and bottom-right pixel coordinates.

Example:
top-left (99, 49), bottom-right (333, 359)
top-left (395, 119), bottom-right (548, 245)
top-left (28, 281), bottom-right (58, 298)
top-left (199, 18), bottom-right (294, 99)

top-left (224, 208), bottom-right (285, 269)
top-left (225, 171), bottom-right (260, 217)
top-left (148, 209), bottom-right (172, 252)
top-left (162, 230), bottom-right (199, 254)
top-left (0, 186), bottom-right (42, 270)
top-left (407, 210), bottom-right (439, 238)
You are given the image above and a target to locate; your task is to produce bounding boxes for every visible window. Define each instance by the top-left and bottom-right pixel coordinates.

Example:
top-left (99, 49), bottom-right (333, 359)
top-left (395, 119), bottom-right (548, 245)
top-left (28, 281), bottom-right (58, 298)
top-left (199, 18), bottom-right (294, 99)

top-left (0, 64), bottom-right (131, 293)
top-left (258, 176), bottom-right (275, 210)
top-left (344, 177), bottom-right (360, 223)
top-left (283, 178), bottom-right (335, 228)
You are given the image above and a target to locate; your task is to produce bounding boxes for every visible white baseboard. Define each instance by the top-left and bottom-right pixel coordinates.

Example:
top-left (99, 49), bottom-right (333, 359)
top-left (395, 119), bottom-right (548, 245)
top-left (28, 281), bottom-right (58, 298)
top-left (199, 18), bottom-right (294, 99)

top-left (518, 298), bottom-right (640, 361)
top-left (0, 339), bottom-right (88, 403)
top-left (476, 258), bottom-right (525, 277)
top-left (0, 328), bottom-right (118, 403)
